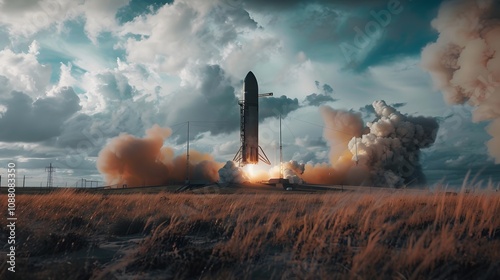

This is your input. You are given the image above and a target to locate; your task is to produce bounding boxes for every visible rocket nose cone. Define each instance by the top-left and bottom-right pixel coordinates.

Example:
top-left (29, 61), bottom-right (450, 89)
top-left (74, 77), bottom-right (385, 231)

top-left (243, 71), bottom-right (258, 103)
top-left (244, 71), bottom-right (257, 83)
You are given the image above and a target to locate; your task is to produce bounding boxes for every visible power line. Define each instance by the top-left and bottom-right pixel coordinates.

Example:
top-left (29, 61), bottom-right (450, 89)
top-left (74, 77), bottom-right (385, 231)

top-left (169, 122), bottom-right (188, 138)
top-left (168, 121), bottom-right (189, 128)
top-left (288, 117), bottom-right (359, 137)
top-left (189, 120), bottom-right (235, 123)
top-left (282, 118), bottom-right (296, 140)
top-left (284, 116), bottom-right (361, 161)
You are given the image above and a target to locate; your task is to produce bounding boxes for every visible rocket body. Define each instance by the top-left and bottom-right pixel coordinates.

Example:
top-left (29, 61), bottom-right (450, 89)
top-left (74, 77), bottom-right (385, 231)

top-left (242, 71), bottom-right (259, 164)
top-left (233, 71), bottom-right (271, 166)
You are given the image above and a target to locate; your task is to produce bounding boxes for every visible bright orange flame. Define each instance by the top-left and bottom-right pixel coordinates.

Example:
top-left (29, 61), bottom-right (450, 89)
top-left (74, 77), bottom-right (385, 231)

top-left (242, 164), bottom-right (273, 182)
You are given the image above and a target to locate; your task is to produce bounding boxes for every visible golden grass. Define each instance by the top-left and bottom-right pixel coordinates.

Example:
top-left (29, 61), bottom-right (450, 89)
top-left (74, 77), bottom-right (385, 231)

top-left (1, 187), bottom-right (499, 279)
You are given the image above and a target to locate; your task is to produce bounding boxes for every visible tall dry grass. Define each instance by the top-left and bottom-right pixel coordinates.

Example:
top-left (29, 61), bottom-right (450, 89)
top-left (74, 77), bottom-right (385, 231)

top-left (0, 187), bottom-right (499, 279)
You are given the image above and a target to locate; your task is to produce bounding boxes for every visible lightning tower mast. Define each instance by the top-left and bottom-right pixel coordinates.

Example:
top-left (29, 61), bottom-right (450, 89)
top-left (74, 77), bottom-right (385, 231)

top-left (280, 114), bottom-right (283, 179)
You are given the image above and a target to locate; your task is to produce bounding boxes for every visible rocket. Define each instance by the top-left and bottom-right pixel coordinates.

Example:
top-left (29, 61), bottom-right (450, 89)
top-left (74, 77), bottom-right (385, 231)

top-left (233, 71), bottom-right (272, 166)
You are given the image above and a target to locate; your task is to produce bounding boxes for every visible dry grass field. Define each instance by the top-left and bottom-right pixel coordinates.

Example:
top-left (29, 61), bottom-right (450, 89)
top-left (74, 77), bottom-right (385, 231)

top-left (1, 186), bottom-right (499, 279)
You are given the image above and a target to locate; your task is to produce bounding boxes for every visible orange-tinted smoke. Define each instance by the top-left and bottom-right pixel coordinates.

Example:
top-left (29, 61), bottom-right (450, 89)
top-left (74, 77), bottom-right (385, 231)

top-left (421, 0), bottom-right (500, 163)
top-left (298, 107), bottom-right (370, 185)
top-left (97, 125), bottom-right (221, 187)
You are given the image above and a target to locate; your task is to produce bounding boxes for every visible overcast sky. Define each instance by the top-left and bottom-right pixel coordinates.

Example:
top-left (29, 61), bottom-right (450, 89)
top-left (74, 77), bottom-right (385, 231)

top-left (0, 0), bottom-right (498, 188)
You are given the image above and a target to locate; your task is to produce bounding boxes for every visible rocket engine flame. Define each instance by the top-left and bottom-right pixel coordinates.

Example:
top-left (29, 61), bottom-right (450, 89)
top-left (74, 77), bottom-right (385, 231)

top-left (244, 164), bottom-right (256, 179)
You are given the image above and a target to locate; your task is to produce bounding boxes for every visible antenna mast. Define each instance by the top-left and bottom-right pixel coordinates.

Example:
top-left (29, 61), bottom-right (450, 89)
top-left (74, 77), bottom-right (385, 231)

top-left (280, 115), bottom-right (283, 179)
top-left (355, 138), bottom-right (359, 166)
top-left (186, 121), bottom-right (190, 184)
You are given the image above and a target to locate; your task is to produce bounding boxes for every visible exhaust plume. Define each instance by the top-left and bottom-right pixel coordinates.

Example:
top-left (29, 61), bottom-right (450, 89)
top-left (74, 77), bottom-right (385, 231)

top-left (97, 125), bottom-right (221, 187)
top-left (269, 160), bottom-right (306, 184)
top-left (349, 100), bottom-right (439, 187)
top-left (218, 161), bottom-right (248, 183)
top-left (298, 108), bottom-right (372, 186)
top-left (287, 101), bottom-right (438, 187)
top-left (421, 0), bottom-right (500, 163)
top-left (283, 160), bottom-right (305, 184)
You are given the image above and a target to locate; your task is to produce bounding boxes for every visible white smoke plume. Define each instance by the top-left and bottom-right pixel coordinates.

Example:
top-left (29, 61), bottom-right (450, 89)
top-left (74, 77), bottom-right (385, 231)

top-left (421, 0), bottom-right (500, 163)
top-left (218, 161), bottom-right (248, 183)
top-left (282, 160), bottom-right (305, 184)
top-left (266, 160), bottom-right (304, 184)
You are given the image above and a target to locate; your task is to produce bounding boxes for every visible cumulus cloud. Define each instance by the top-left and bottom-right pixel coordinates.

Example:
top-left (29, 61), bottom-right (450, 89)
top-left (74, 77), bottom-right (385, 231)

top-left (0, 41), bottom-right (50, 99)
top-left (0, 0), bottom-right (129, 42)
top-left (163, 64), bottom-right (240, 139)
top-left (303, 81), bottom-right (336, 106)
top-left (0, 0), bottom-right (79, 36)
top-left (295, 135), bottom-right (326, 148)
top-left (222, 35), bottom-right (281, 77)
top-left (260, 95), bottom-right (300, 120)
top-left (80, 0), bottom-right (130, 43)
top-left (115, 58), bottom-right (167, 98)
top-left (158, 64), bottom-right (304, 142)
top-left (79, 65), bottom-right (137, 114)
top-left (0, 87), bottom-right (81, 142)
top-left (121, 0), bottom-right (261, 74)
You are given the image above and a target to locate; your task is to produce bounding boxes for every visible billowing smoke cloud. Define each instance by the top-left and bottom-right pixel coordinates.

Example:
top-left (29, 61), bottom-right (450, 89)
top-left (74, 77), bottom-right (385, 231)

top-left (269, 160), bottom-right (306, 184)
top-left (97, 125), bottom-right (221, 187)
top-left (285, 101), bottom-right (438, 187)
top-left (421, 0), bottom-right (500, 163)
top-left (218, 161), bottom-right (248, 183)
top-left (282, 161), bottom-right (304, 184)
top-left (348, 101), bottom-right (438, 186)
top-left (299, 107), bottom-right (372, 186)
